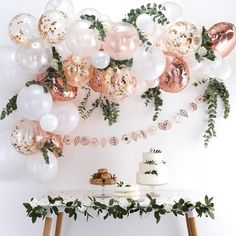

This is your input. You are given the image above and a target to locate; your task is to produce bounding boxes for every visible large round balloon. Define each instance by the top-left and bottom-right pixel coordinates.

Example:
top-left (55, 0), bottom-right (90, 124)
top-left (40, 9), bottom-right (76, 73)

top-left (102, 67), bottom-right (137, 103)
top-left (51, 101), bottom-right (80, 135)
top-left (89, 69), bottom-right (104, 92)
top-left (45, 0), bottom-right (75, 17)
top-left (38, 10), bottom-right (69, 44)
top-left (162, 2), bottom-right (183, 23)
top-left (45, 132), bottom-right (63, 157)
top-left (0, 46), bottom-right (30, 97)
top-left (63, 55), bottom-right (95, 87)
top-left (103, 22), bottom-right (140, 60)
top-left (17, 84), bottom-right (53, 120)
top-left (159, 53), bottom-right (190, 93)
top-left (0, 131), bottom-right (27, 181)
top-left (16, 38), bottom-right (52, 74)
top-left (164, 21), bottom-right (201, 56)
top-left (8, 13), bottom-right (37, 44)
top-left (10, 119), bottom-right (46, 155)
top-left (132, 46), bottom-right (166, 81)
top-left (27, 151), bottom-right (58, 182)
top-left (37, 73), bottom-right (78, 101)
top-left (66, 22), bottom-right (100, 56)
top-left (208, 22), bottom-right (236, 58)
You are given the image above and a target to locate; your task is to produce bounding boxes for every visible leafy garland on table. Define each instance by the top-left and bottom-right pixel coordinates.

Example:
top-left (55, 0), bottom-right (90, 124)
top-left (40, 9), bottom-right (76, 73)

top-left (193, 78), bottom-right (230, 147)
top-left (23, 194), bottom-right (215, 223)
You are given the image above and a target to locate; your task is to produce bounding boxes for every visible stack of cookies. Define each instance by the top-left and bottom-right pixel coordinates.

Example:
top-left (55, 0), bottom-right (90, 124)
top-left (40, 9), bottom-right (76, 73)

top-left (89, 168), bottom-right (117, 185)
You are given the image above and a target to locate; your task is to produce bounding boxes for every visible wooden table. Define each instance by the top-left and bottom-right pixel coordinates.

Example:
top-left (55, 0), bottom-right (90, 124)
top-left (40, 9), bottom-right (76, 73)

top-left (38, 190), bottom-right (200, 236)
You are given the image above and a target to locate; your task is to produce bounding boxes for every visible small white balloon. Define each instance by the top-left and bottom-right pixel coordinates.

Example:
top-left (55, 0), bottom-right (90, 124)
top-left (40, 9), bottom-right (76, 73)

top-left (91, 51), bottom-right (110, 69)
top-left (45, 0), bottom-right (75, 17)
top-left (133, 46), bottom-right (166, 81)
top-left (136, 14), bottom-right (155, 33)
top-left (51, 101), bottom-right (80, 135)
top-left (40, 113), bottom-right (58, 132)
top-left (204, 51), bottom-right (222, 68)
top-left (0, 132), bottom-right (27, 181)
top-left (212, 62), bottom-right (232, 80)
top-left (27, 151), bottom-right (58, 182)
top-left (16, 38), bottom-right (52, 74)
top-left (162, 2), bottom-right (183, 23)
top-left (17, 85), bottom-right (53, 120)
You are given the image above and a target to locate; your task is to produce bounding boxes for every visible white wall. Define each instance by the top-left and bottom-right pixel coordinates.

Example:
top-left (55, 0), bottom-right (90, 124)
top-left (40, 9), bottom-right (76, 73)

top-left (0, 0), bottom-right (236, 235)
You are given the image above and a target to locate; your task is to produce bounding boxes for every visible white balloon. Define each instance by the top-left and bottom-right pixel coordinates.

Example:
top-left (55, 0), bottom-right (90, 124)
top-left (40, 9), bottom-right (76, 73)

top-left (27, 151), bottom-right (58, 182)
top-left (146, 79), bottom-right (160, 88)
top-left (197, 63), bottom-right (211, 76)
top-left (76, 8), bottom-right (101, 20)
top-left (53, 41), bottom-right (71, 60)
top-left (66, 22), bottom-right (99, 56)
top-left (204, 51), bottom-right (222, 68)
top-left (136, 79), bottom-right (148, 95)
top-left (0, 132), bottom-right (27, 181)
top-left (45, 0), bottom-right (75, 17)
top-left (40, 113), bottom-right (58, 132)
top-left (185, 54), bottom-right (202, 70)
top-left (162, 2), bottom-right (183, 23)
top-left (51, 101), bottom-right (80, 135)
top-left (16, 38), bottom-right (52, 74)
top-left (212, 62), bottom-right (232, 80)
top-left (0, 46), bottom-right (30, 97)
top-left (132, 46), bottom-right (166, 81)
top-left (136, 14), bottom-right (155, 33)
top-left (91, 51), bottom-right (110, 69)
top-left (17, 85), bottom-right (53, 120)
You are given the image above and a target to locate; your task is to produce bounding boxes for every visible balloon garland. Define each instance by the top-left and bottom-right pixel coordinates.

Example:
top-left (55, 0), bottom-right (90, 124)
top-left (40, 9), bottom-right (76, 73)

top-left (0, 0), bottom-right (235, 182)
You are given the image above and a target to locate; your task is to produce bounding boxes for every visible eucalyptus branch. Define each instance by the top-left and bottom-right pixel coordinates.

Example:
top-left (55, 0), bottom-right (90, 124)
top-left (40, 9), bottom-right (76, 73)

top-left (80, 15), bottom-right (106, 41)
top-left (25, 80), bottom-right (48, 93)
top-left (0, 94), bottom-right (18, 120)
top-left (141, 86), bottom-right (163, 121)
top-left (41, 142), bottom-right (63, 164)
top-left (109, 59), bottom-right (133, 69)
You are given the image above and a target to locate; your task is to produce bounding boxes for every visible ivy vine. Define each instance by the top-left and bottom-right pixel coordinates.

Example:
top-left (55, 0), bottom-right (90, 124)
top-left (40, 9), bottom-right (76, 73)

top-left (0, 94), bottom-right (18, 120)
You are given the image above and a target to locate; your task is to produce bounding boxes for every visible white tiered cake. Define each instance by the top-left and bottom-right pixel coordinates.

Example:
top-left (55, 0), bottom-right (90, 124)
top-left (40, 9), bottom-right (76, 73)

top-left (136, 149), bottom-right (169, 186)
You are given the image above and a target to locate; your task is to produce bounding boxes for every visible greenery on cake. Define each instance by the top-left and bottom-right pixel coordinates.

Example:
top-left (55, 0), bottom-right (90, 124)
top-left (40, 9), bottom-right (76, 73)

top-left (144, 160), bottom-right (157, 165)
top-left (117, 181), bottom-right (131, 187)
top-left (150, 148), bottom-right (162, 153)
top-left (144, 170), bottom-right (158, 176)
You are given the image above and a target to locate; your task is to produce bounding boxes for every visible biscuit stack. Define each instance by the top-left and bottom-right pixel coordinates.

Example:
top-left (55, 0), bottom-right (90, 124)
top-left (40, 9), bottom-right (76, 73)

top-left (89, 168), bottom-right (117, 185)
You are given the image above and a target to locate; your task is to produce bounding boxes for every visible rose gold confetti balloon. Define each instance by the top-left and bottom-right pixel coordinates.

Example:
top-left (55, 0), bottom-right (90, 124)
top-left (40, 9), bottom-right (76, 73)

top-left (102, 67), bottom-right (137, 103)
top-left (159, 53), bottom-right (190, 93)
top-left (103, 22), bottom-right (140, 60)
top-left (38, 10), bottom-right (69, 44)
top-left (63, 55), bottom-right (95, 87)
top-left (45, 132), bottom-right (63, 157)
top-left (165, 21), bottom-right (201, 56)
top-left (37, 73), bottom-right (78, 101)
top-left (89, 69), bottom-right (104, 92)
top-left (208, 22), bottom-right (236, 58)
top-left (8, 13), bottom-right (37, 44)
top-left (10, 120), bottom-right (46, 155)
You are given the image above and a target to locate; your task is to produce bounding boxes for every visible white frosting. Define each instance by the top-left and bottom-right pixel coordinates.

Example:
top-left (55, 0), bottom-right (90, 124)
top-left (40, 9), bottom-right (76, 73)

top-left (114, 185), bottom-right (140, 199)
top-left (136, 172), bottom-right (169, 185)
top-left (115, 186), bottom-right (140, 193)
top-left (143, 152), bottom-right (164, 163)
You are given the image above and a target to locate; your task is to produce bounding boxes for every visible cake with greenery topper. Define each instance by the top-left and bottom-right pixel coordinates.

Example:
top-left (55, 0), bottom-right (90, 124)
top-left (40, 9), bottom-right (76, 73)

top-left (136, 148), bottom-right (169, 185)
top-left (114, 181), bottom-right (141, 200)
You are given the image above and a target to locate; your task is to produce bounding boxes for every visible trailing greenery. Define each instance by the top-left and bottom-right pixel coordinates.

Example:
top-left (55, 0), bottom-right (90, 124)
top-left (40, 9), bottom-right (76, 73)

top-left (195, 27), bottom-right (216, 63)
top-left (141, 86), bottom-right (163, 121)
top-left (144, 170), bottom-right (158, 176)
top-left (25, 80), bottom-right (48, 93)
top-left (144, 160), bottom-right (157, 165)
top-left (123, 3), bottom-right (169, 47)
top-left (41, 142), bottom-right (63, 164)
top-left (23, 194), bottom-right (215, 224)
top-left (80, 14), bottom-right (106, 41)
top-left (194, 78), bottom-right (230, 147)
top-left (0, 94), bottom-right (18, 120)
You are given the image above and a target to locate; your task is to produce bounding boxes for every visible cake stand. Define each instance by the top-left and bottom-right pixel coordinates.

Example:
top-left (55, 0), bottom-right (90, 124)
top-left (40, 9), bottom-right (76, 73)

top-left (92, 184), bottom-right (113, 198)
top-left (138, 183), bottom-right (168, 197)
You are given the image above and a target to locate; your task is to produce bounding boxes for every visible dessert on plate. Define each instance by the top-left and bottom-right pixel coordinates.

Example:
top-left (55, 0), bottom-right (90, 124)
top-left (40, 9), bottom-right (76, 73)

top-left (90, 168), bottom-right (117, 186)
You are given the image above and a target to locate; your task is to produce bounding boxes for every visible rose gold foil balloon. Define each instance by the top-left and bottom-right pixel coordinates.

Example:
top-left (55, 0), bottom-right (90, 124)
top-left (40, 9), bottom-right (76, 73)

top-left (102, 67), bottom-right (137, 103)
top-left (45, 133), bottom-right (63, 158)
top-left (89, 69), bottom-right (104, 92)
top-left (103, 22), bottom-right (140, 60)
top-left (208, 22), bottom-right (236, 58)
top-left (159, 53), bottom-right (190, 93)
top-left (10, 119), bottom-right (46, 155)
top-left (63, 55), bottom-right (95, 87)
top-left (37, 73), bottom-right (78, 101)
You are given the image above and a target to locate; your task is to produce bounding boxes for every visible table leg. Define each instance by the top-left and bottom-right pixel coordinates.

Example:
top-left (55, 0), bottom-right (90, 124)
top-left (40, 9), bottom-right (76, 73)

top-left (43, 217), bottom-right (53, 236)
top-left (185, 211), bottom-right (199, 236)
top-left (55, 212), bottom-right (64, 236)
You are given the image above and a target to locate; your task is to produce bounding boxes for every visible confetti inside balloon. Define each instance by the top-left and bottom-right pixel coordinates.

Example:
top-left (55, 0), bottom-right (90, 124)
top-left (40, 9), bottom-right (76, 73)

top-left (159, 53), bottom-right (190, 93)
top-left (104, 22), bottom-right (140, 60)
top-left (208, 22), bottom-right (236, 58)
top-left (102, 67), bottom-right (137, 103)
top-left (10, 120), bottom-right (46, 155)
top-left (8, 13), bottom-right (37, 44)
top-left (89, 69), bottom-right (104, 92)
top-left (38, 10), bottom-right (69, 44)
top-left (165, 21), bottom-right (201, 56)
top-left (63, 55), bottom-right (95, 87)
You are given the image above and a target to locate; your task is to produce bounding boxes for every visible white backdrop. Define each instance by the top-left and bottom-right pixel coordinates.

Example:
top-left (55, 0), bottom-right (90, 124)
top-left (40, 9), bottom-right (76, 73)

top-left (0, 0), bottom-right (236, 235)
